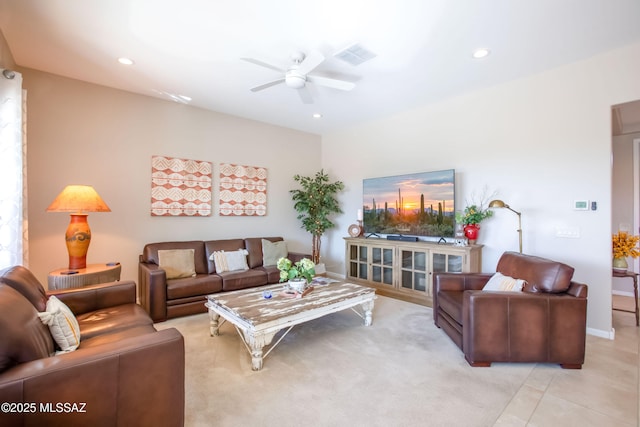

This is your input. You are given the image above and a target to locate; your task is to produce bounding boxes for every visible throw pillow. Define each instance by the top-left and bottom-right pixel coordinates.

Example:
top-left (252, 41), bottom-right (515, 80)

top-left (483, 272), bottom-right (526, 292)
top-left (158, 249), bottom-right (196, 279)
top-left (262, 239), bottom-right (288, 266)
top-left (37, 295), bottom-right (81, 354)
top-left (210, 249), bottom-right (249, 273)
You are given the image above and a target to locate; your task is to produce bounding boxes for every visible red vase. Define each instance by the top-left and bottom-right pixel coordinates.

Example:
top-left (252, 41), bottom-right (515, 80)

top-left (463, 224), bottom-right (480, 243)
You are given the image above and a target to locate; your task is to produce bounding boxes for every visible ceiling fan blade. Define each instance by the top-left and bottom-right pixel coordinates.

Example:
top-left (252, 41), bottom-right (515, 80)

top-left (297, 87), bottom-right (313, 104)
top-left (307, 75), bottom-right (355, 91)
top-left (297, 51), bottom-right (325, 75)
top-left (241, 58), bottom-right (285, 73)
top-left (250, 78), bottom-right (285, 92)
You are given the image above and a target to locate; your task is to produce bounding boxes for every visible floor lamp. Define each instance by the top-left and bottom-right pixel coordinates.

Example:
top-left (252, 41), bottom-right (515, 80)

top-left (47, 185), bottom-right (111, 270)
top-left (489, 199), bottom-right (522, 253)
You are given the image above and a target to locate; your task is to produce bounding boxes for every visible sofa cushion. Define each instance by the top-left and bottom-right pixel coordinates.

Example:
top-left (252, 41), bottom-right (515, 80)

top-left (79, 324), bottom-right (158, 349)
top-left (219, 269), bottom-right (268, 291)
top-left (0, 265), bottom-right (48, 311)
top-left (483, 272), bottom-right (525, 292)
top-left (496, 252), bottom-right (574, 293)
top-left (38, 295), bottom-right (81, 353)
top-left (261, 238), bottom-right (288, 266)
top-left (166, 274), bottom-right (223, 300)
top-left (142, 241), bottom-right (208, 274)
top-left (76, 303), bottom-right (153, 340)
top-left (210, 249), bottom-right (249, 273)
top-left (437, 290), bottom-right (464, 325)
top-left (257, 265), bottom-right (281, 283)
top-left (0, 285), bottom-right (54, 373)
top-left (158, 249), bottom-right (197, 279)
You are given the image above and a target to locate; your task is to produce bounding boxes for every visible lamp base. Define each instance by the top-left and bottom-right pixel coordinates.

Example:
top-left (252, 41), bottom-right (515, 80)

top-left (65, 214), bottom-right (91, 270)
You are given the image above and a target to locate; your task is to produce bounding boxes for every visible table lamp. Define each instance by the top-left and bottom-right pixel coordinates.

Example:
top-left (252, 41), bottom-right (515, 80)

top-left (46, 185), bottom-right (111, 270)
top-left (489, 199), bottom-right (522, 253)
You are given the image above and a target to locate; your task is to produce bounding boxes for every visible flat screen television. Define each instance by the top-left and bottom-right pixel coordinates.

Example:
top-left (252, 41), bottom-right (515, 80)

top-left (362, 169), bottom-right (455, 238)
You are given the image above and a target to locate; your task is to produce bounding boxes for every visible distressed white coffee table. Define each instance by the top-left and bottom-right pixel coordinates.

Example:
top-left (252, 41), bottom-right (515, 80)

top-left (205, 281), bottom-right (376, 370)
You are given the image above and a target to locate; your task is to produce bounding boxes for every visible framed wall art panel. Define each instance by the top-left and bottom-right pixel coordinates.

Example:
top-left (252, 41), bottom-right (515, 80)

top-left (219, 163), bottom-right (267, 216)
top-left (151, 155), bottom-right (213, 216)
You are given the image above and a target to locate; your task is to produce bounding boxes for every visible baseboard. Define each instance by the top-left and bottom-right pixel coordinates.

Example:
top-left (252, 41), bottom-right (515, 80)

top-left (587, 327), bottom-right (615, 340)
top-left (612, 290), bottom-right (635, 298)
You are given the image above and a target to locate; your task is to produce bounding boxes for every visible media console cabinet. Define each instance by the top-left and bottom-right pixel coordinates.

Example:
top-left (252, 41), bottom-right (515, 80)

top-left (344, 237), bottom-right (483, 307)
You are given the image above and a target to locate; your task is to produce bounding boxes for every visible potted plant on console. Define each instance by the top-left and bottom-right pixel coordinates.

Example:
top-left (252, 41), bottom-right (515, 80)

top-left (461, 204), bottom-right (493, 244)
top-left (290, 170), bottom-right (345, 264)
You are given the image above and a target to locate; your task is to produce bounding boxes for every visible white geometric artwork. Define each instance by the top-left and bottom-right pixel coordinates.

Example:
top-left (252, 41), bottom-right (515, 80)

top-left (151, 156), bottom-right (212, 216)
top-left (219, 163), bottom-right (267, 216)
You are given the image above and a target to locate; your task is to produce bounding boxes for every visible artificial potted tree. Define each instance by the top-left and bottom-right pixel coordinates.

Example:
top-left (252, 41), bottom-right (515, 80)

top-left (290, 170), bottom-right (345, 264)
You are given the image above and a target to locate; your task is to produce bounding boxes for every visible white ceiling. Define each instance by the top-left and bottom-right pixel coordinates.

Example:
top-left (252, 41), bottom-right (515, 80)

top-left (1, 0), bottom-right (640, 135)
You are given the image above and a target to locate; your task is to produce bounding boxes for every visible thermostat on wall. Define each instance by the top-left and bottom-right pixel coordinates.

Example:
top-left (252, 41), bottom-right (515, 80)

top-left (574, 200), bottom-right (589, 210)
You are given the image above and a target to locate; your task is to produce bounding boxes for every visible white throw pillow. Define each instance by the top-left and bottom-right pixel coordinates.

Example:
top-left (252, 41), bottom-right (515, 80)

top-left (483, 272), bottom-right (526, 292)
top-left (37, 295), bottom-right (81, 354)
top-left (210, 249), bottom-right (249, 273)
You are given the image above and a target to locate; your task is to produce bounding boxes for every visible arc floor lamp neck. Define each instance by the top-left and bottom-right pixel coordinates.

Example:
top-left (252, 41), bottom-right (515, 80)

top-left (46, 185), bottom-right (111, 270)
top-left (489, 199), bottom-right (522, 253)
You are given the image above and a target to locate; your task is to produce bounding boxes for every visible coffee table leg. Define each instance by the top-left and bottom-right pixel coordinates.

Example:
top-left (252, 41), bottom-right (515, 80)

top-left (243, 330), bottom-right (277, 371)
top-left (209, 311), bottom-right (220, 336)
top-left (361, 300), bottom-right (375, 326)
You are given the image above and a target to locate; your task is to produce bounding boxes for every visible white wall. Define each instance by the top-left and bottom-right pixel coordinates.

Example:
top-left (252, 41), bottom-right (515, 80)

top-left (21, 69), bottom-right (321, 285)
top-left (321, 42), bottom-right (640, 337)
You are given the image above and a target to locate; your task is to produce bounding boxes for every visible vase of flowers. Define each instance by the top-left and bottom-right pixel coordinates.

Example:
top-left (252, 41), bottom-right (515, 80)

top-left (612, 231), bottom-right (640, 273)
top-left (461, 204), bottom-right (493, 244)
top-left (277, 257), bottom-right (316, 292)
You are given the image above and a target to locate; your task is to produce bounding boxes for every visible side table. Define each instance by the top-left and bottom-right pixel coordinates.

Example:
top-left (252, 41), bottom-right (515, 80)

top-left (612, 270), bottom-right (639, 326)
top-left (48, 263), bottom-right (121, 290)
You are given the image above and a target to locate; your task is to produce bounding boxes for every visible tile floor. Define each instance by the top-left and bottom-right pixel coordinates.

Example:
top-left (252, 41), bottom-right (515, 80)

top-left (494, 295), bottom-right (639, 426)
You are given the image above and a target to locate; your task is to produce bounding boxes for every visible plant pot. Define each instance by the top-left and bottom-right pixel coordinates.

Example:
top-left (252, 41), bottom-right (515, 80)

top-left (613, 257), bottom-right (628, 273)
top-left (463, 224), bottom-right (480, 244)
top-left (288, 278), bottom-right (307, 293)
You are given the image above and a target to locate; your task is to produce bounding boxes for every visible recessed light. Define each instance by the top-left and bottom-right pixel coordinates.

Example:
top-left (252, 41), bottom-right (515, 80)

top-left (313, 113), bottom-right (322, 119)
top-left (118, 57), bottom-right (135, 65)
top-left (472, 48), bottom-right (490, 59)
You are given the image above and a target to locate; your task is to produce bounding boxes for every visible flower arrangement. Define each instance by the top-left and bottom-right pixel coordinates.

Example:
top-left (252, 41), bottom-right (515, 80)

top-left (277, 257), bottom-right (316, 284)
top-left (460, 204), bottom-right (493, 226)
top-left (612, 231), bottom-right (640, 259)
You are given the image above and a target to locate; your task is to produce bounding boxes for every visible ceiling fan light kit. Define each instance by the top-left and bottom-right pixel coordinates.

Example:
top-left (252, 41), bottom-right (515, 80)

top-left (242, 49), bottom-right (356, 103)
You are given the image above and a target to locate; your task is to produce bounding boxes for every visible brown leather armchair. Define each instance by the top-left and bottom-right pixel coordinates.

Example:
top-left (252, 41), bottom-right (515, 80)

top-left (0, 265), bottom-right (185, 426)
top-left (433, 252), bottom-right (588, 369)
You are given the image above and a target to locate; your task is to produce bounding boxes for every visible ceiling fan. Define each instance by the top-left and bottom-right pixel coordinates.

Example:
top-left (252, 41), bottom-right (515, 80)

top-left (241, 51), bottom-right (355, 104)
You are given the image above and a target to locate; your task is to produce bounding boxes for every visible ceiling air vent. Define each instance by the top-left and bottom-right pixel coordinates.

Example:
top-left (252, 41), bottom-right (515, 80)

top-left (334, 43), bottom-right (376, 66)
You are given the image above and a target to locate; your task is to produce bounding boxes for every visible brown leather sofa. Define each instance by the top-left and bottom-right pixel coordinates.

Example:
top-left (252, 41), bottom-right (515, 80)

top-left (139, 236), bottom-right (308, 322)
top-left (0, 265), bottom-right (185, 426)
top-left (433, 252), bottom-right (588, 369)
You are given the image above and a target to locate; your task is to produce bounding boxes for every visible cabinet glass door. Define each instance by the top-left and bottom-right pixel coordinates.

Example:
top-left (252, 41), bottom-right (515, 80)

top-left (348, 244), bottom-right (369, 280)
top-left (431, 252), bottom-right (464, 296)
top-left (400, 249), bottom-right (428, 293)
top-left (371, 246), bottom-right (394, 286)
top-left (432, 253), bottom-right (463, 274)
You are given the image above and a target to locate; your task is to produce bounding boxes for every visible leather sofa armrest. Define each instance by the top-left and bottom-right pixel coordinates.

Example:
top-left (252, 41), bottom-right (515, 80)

top-left (138, 262), bottom-right (168, 322)
top-left (433, 273), bottom-right (492, 325)
top-left (0, 328), bottom-right (185, 426)
top-left (47, 281), bottom-right (137, 316)
top-left (463, 291), bottom-right (587, 367)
